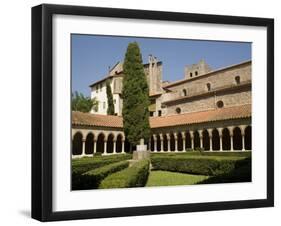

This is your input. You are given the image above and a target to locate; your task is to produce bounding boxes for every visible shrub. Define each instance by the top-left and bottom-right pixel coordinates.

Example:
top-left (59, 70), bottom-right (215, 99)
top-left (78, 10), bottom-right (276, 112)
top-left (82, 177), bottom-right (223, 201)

top-left (197, 157), bottom-right (251, 184)
top-left (151, 156), bottom-right (249, 176)
top-left (195, 147), bottom-right (204, 154)
top-left (151, 151), bottom-right (251, 158)
top-left (76, 161), bottom-right (129, 189)
top-left (185, 148), bottom-right (194, 152)
top-left (72, 154), bottom-right (132, 190)
top-left (99, 159), bottom-right (150, 189)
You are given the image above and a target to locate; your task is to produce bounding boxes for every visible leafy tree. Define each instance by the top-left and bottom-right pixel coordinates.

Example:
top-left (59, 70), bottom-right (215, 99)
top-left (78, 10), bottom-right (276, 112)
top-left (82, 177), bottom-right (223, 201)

top-left (72, 91), bottom-right (98, 113)
top-left (122, 42), bottom-right (150, 146)
top-left (106, 80), bottom-right (115, 115)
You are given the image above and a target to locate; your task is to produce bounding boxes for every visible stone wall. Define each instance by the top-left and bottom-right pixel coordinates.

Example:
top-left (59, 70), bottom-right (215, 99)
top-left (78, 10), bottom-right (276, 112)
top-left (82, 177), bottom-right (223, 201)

top-left (165, 89), bottom-right (251, 115)
top-left (165, 62), bottom-right (251, 99)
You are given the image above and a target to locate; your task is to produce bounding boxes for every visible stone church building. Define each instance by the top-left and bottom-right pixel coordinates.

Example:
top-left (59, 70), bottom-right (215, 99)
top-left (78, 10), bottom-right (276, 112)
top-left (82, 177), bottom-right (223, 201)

top-left (72, 56), bottom-right (252, 157)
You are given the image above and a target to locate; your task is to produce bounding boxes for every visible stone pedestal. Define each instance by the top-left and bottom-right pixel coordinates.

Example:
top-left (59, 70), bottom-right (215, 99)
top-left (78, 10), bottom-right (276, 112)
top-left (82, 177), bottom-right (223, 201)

top-left (133, 150), bottom-right (150, 160)
top-left (133, 139), bottom-right (150, 160)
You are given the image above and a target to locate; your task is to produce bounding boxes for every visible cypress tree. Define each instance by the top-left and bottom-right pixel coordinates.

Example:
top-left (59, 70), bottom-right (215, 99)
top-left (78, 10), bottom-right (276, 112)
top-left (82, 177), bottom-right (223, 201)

top-left (122, 42), bottom-right (150, 146)
top-left (106, 80), bottom-right (115, 115)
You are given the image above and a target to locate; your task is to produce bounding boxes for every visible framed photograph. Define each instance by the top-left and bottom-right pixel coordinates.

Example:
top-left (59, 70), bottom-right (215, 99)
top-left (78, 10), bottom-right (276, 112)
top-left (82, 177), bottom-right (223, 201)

top-left (32, 4), bottom-right (274, 221)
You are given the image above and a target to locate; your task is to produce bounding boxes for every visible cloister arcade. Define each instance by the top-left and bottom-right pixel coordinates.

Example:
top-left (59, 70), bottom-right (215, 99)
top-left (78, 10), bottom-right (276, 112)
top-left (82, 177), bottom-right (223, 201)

top-left (72, 124), bottom-right (251, 157)
top-left (72, 129), bottom-right (126, 157)
top-left (150, 125), bottom-right (251, 152)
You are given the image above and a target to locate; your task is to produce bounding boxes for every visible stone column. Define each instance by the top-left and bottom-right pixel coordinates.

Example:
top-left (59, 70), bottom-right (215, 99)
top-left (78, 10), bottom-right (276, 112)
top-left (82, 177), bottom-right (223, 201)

top-left (240, 125), bottom-right (246, 151)
top-left (122, 140), bottom-right (125, 153)
top-left (218, 128), bottom-right (223, 151)
top-left (160, 134), bottom-right (164, 152)
top-left (113, 139), bottom-right (116, 154)
top-left (208, 129), bottom-right (213, 151)
top-left (198, 130), bottom-right (203, 149)
top-left (82, 138), bottom-right (86, 156)
top-left (191, 132), bottom-right (194, 151)
top-left (93, 139), bottom-right (97, 155)
top-left (167, 134), bottom-right (171, 152)
top-left (228, 127), bottom-right (234, 151)
top-left (153, 135), bottom-right (157, 152)
top-left (103, 140), bottom-right (107, 155)
top-left (174, 133), bottom-right (178, 152)
top-left (182, 132), bottom-right (186, 151)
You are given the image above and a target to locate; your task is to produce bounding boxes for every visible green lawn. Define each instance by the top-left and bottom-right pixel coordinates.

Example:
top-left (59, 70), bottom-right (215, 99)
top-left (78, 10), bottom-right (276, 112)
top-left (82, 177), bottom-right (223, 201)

top-left (146, 170), bottom-right (209, 187)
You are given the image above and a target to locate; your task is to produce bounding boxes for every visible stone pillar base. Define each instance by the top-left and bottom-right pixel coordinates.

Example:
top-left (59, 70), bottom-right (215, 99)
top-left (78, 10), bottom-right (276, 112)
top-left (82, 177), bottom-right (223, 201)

top-left (133, 150), bottom-right (150, 160)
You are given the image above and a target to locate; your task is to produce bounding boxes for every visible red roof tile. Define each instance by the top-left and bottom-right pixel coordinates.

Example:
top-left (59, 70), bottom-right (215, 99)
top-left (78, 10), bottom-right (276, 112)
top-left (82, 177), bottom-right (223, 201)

top-left (72, 111), bottom-right (123, 128)
top-left (150, 104), bottom-right (251, 128)
top-left (72, 104), bottom-right (251, 129)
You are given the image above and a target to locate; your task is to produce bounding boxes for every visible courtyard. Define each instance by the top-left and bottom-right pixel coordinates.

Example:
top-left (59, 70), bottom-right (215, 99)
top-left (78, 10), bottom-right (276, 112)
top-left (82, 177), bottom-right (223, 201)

top-left (72, 151), bottom-right (251, 190)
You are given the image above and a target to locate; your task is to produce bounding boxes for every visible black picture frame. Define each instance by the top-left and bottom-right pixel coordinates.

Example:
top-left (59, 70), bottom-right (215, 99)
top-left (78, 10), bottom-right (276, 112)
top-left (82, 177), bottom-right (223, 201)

top-left (31, 3), bottom-right (274, 222)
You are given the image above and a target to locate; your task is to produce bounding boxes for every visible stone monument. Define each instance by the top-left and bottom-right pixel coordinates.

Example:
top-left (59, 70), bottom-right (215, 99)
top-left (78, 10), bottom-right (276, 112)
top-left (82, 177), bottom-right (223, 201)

top-left (133, 138), bottom-right (150, 160)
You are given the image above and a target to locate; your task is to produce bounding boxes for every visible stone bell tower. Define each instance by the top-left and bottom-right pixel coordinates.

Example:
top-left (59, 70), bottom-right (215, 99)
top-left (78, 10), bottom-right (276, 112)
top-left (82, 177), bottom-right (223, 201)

top-left (147, 55), bottom-right (162, 95)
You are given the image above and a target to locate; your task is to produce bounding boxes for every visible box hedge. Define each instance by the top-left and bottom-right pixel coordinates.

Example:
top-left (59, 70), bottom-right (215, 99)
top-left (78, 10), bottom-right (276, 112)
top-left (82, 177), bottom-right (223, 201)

top-left (151, 156), bottom-right (249, 176)
top-left (72, 154), bottom-right (131, 190)
top-left (73, 160), bottom-right (130, 190)
top-left (197, 157), bottom-right (251, 184)
top-left (99, 159), bottom-right (150, 189)
top-left (151, 151), bottom-right (251, 158)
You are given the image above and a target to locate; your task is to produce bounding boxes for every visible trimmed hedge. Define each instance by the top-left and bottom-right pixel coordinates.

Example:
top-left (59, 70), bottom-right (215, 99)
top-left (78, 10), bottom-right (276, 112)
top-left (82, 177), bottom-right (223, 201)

top-left (72, 154), bottom-right (132, 190)
top-left (74, 161), bottom-right (130, 190)
top-left (197, 158), bottom-right (251, 184)
top-left (99, 159), bottom-right (150, 189)
top-left (151, 156), bottom-right (249, 176)
top-left (151, 151), bottom-right (251, 158)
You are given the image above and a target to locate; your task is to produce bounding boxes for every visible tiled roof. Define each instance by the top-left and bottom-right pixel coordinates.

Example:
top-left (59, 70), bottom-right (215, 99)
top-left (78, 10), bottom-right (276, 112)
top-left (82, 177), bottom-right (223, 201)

top-left (72, 111), bottom-right (123, 128)
top-left (72, 104), bottom-right (251, 129)
top-left (150, 104), bottom-right (251, 129)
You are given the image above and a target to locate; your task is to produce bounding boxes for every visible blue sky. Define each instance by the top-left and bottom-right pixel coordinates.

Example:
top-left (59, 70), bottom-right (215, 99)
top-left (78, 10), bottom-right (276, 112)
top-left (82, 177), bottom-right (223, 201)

top-left (72, 34), bottom-right (251, 96)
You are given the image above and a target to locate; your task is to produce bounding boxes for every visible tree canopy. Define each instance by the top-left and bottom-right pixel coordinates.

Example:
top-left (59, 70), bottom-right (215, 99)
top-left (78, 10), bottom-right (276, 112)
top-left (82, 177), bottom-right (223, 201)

top-left (71, 91), bottom-right (98, 113)
top-left (106, 80), bottom-right (115, 115)
top-left (122, 42), bottom-right (150, 146)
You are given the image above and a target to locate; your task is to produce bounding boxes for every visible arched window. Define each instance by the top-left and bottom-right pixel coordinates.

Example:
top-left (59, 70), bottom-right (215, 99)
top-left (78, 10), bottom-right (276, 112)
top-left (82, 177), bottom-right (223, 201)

top-left (206, 83), bottom-right (211, 91)
top-left (176, 107), bottom-right (181, 114)
top-left (216, 100), bottom-right (224, 108)
top-left (235, 76), bottom-right (240, 85)
top-left (195, 71), bottom-right (198, 76)
top-left (190, 72), bottom-right (193, 77)
top-left (182, 89), bottom-right (187, 96)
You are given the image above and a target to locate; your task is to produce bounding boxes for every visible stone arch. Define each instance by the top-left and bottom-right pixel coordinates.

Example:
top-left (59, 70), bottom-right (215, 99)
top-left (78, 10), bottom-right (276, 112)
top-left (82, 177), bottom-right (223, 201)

top-left (212, 129), bottom-right (220, 151)
top-left (233, 127), bottom-right (242, 150)
top-left (222, 128), bottom-right (231, 150)
top-left (156, 134), bottom-right (161, 152)
top-left (85, 133), bottom-right (94, 155)
top-left (150, 136), bottom-right (155, 152)
top-left (116, 134), bottom-right (123, 153)
top-left (97, 133), bottom-right (105, 153)
top-left (245, 126), bottom-right (252, 150)
top-left (170, 133), bottom-right (175, 151)
top-left (185, 131), bottom-right (192, 149)
top-left (193, 131), bottom-right (200, 149)
top-left (125, 138), bottom-right (131, 153)
top-left (72, 132), bottom-right (83, 155)
top-left (107, 133), bottom-right (114, 153)
top-left (202, 129), bottom-right (210, 151)
top-left (177, 132), bottom-right (183, 151)
top-left (163, 134), bottom-right (168, 152)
